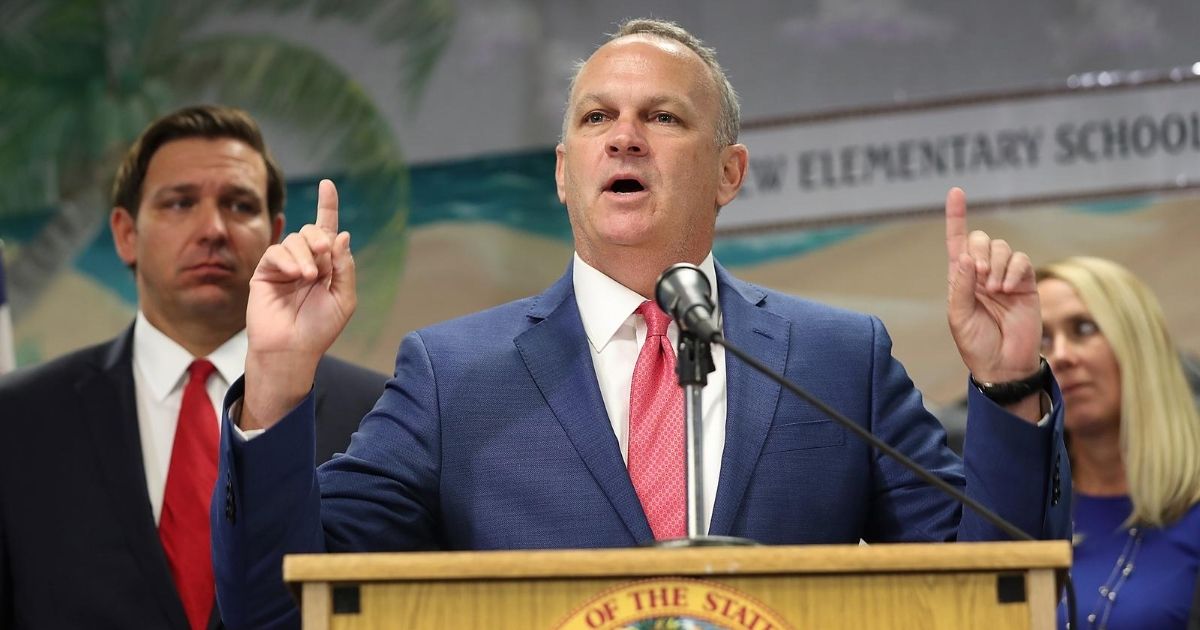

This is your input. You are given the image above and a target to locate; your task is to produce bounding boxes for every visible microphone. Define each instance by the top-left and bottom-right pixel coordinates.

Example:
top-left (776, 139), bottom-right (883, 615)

top-left (655, 263), bottom-right (721, 342)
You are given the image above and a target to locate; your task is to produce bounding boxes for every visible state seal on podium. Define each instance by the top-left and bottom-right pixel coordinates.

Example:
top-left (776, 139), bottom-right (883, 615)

top-left (556, 577), bottom-right (793, 630)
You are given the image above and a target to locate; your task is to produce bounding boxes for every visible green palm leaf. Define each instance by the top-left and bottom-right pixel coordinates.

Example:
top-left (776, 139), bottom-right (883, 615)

top-left (208, 0), bottom-right (453, 105)
top-left (0, 0), bottom-right (453, 324)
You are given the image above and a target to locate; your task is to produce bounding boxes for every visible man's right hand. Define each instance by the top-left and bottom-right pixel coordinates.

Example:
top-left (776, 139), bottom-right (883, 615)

top-left (242, 179), bottom-right (357, 430)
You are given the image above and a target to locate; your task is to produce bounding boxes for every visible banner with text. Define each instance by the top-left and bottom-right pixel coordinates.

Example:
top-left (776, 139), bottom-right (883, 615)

top-left (722, 79), bottom-right (1200, 231)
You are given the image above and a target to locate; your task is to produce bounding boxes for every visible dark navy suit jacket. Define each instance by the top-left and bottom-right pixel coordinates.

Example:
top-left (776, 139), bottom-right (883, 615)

top-left (0, 324), bottom-right (385, 629)
top-left (213, 264), bottom-right (1070, 629)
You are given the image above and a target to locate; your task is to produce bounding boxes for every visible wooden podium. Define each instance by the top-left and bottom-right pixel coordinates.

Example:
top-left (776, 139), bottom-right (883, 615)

top-left (285, 540), bottom-right (1070, 629)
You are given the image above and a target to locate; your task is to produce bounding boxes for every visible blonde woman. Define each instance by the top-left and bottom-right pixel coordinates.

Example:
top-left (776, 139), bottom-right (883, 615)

top-left (1038, 257), bottom-right (1200, 629)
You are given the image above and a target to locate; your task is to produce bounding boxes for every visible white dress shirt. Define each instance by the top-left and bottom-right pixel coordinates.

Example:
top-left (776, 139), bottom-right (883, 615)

top-left (131, 311), bottom-right (244, 524)
top-left (572, 253), bottom-right (727, 535)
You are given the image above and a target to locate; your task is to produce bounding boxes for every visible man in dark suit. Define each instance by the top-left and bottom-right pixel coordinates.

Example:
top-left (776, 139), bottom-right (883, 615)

top-left (0, 105), bottom-right (385, 629)
top-left (213, 19), bottom-right (1069, 629)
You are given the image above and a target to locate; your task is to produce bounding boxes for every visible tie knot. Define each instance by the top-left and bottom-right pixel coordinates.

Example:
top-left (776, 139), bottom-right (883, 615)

top-left (187, 359), bottom-right (216, 385)
top-left (637, 301), bottom-right (672, 337)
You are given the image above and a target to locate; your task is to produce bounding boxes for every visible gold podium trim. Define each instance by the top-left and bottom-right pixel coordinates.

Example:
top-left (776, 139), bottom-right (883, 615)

top-left (285, 540), bottom-right (1069, 581)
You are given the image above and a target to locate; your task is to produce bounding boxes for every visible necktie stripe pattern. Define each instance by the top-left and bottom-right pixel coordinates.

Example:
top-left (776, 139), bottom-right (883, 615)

top-left (628, 301), bottom-right (687, 540)
top-left (159, 359), bottom-right (218, 630)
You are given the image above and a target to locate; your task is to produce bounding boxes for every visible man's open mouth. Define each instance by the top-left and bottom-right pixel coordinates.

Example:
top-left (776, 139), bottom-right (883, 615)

top-left (606, 178), bottom-right (646, 193)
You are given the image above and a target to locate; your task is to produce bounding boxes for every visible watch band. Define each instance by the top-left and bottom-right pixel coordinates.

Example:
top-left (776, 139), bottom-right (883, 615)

top-left (971, 357), bottom-right (1050, 406)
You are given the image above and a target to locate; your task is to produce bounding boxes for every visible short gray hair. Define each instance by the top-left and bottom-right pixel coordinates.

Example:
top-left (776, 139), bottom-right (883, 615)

top-left (562, 18), bottom-right (741, 147)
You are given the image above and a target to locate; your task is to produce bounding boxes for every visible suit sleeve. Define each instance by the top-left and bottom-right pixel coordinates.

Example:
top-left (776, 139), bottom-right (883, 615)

top-left (315, 331), bottom-right (444, 553)
top-left (862, 316), bottom-right (1069, 542)
top-left (212, 332), bottom-right (444, 630)
top-left (959, 377), bottom-right (1071, 541)
top-left (212, 380), bottom-right (324, 630)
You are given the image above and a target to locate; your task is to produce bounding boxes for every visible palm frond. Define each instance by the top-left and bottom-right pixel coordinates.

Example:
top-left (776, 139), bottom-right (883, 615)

top-left (207, 0), bottom-right (455, 107)
top-left (160, 33), bottom-right (407, 174)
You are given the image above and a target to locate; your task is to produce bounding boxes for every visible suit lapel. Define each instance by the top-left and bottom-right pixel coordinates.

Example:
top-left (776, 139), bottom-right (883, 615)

top-left (708, 266), bottom-right (790, 536)
top-left (515, 269), bottom-right (653, 543)
top-left (77, 326), bottom-right (189, 628)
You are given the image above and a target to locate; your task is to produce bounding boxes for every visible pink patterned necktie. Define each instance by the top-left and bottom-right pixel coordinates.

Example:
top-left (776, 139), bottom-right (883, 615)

top-left (628, 301), bottom-right (687, 540)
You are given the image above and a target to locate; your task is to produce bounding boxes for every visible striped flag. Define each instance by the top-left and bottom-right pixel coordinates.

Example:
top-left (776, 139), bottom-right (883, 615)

top-left (0, 243), bottom-right (14, 374)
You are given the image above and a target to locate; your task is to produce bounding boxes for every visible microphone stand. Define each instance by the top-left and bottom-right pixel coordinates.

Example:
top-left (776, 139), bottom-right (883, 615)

top-left (710, 333), bottom-right (1077, 627)
top-left (657, 331), bottom-right (755, 547)
top-left (678, 331), bottom-right (713, 539)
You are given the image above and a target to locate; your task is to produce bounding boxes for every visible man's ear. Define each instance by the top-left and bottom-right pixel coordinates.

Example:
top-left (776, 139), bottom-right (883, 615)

top-left (716, 143), bottom-right (749, 207)
top-left (554, 143), bottom-right (568, 205)
top-left (110, 207), bottom-right (138, 267)
top-left (271, 212), bottom-right (285, 243)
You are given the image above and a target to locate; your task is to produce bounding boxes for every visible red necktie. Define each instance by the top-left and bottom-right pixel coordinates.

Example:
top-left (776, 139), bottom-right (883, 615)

top-left (628, 301), bottom-right (687, 540)
top-left (159, 359), bottom-right (218, 630)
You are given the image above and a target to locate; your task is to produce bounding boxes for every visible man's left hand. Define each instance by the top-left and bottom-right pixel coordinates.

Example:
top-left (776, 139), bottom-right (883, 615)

top-left (944, 187), bottom-right (1043, 421)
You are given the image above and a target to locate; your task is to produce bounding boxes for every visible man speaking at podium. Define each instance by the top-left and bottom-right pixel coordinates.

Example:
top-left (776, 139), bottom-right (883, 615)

top-left (213, 18), bottom-right (1069, 628)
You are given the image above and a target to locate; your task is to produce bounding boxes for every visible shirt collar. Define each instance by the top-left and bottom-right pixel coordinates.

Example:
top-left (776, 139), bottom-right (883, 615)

top-left (132, 311), bottom-right (246, 401)
top-left (572, 252), bottom-right (720, 353)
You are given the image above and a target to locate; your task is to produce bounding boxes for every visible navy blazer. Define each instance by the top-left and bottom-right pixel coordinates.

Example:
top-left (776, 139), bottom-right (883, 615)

top-left (0, 325), bottom-right (385, 629)
top-left (214, 264), bottom-right (1070, 629)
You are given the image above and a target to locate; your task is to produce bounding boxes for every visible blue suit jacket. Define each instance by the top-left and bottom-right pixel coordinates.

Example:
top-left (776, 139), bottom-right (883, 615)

top-left (213, 264), bottom-right (1070, 629)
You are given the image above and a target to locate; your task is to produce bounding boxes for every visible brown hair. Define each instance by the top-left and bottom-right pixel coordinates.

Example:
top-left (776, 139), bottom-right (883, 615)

top-left (111, 105), bottom-right (285, 217)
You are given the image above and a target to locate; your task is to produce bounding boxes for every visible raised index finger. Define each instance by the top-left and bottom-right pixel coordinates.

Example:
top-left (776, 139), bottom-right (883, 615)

top-left (944, 187), bottom-right (968, 264)
top-left (315, 179), bottom-right (339, 235)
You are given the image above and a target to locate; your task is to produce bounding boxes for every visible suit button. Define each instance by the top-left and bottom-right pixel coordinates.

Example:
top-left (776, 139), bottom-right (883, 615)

top-left (225, 481), bottom-right (236, 522)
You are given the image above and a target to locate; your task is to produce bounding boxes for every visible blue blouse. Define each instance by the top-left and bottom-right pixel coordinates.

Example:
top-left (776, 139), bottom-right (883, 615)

top-left (1058, 494), bottom-right (1200, 629)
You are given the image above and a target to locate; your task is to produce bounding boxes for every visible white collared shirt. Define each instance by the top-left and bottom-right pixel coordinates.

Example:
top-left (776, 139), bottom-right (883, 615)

top-left (131, 311), bottom-right (245, 524)
top-left (572, 253), bottom-right (727, 535)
